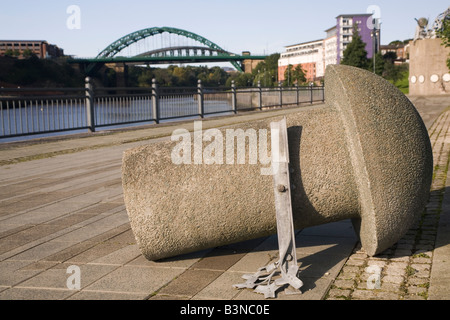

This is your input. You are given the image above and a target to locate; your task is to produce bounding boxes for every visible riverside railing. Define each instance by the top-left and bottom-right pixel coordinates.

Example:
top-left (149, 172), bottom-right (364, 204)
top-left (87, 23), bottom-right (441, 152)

top-left (0, 77), bottom-right (324, 138)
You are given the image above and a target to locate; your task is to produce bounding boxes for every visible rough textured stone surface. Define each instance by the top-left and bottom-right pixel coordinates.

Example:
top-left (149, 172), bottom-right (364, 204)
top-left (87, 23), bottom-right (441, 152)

top-left (122, 65), bottom-right (433, 261)
top-left (325, 65), bottom-right (433, 256)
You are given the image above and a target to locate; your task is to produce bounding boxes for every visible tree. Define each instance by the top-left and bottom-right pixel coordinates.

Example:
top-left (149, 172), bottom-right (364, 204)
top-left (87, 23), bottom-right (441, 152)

top-left (292, 64), bottom-right (307, 85)
top-left (0, 56), bottom-right (84, 87)
top-left (254, 53), bottom-right (280, 75)
top-left (22, 49), bottom-right (36, 59)
top-left (383, 61), bottom-right (406, 84)
top-left (341, 26), bottom-right (370, 69)
top-left (225, 72), bottom-right (254, 87)
top-left (283, 64), bottom-right (306, 86)
top-left (251, 53), bottom-right (280, 87)
top-left (368, 52), bottom-right (385, 76)
top-left (283, 65), bottom-right (294, 86)
top-left (437, 18), bottom-right (450, 70)
top-left (383, 51), bottom-right (397, 62)
top-left (389, 40), bottom-right (403, 46)
top-left (253, 69), bottom-right (271, 87)
top-left (4, 49), bottom-right (20, 57)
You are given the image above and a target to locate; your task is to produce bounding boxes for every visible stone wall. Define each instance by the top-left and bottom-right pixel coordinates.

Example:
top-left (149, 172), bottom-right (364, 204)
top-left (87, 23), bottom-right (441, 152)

top-left (409, 38), bottom-right (450, 96)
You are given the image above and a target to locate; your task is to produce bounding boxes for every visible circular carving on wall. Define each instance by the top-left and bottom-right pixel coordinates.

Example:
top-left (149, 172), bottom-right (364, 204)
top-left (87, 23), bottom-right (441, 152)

top-left (411, 76), bottom-right (417, 84)
top-left (419, 75), bottom-right (425, 83)
top-left (430, 74), bottom-right (439, 83)
top-left (443, 73), bottom-right (450, 82)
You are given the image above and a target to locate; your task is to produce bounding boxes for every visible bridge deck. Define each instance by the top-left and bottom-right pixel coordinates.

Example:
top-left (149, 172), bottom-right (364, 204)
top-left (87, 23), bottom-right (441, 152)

top-left (69, 54), bottom-right (267, 64)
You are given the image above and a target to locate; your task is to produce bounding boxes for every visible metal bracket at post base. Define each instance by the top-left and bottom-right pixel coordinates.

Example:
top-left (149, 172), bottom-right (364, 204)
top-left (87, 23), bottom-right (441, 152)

top-left (233, 117), bottom-right (303, 299)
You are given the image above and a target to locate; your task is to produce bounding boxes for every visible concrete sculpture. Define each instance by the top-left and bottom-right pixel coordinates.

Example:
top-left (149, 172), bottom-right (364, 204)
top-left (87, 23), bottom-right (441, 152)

top-left (122, 65), bottom-right (433, 261)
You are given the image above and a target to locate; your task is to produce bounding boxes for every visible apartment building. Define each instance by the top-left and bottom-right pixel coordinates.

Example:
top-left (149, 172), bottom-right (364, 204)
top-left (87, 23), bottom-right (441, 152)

top-left (278, 39), bottom-right (324, 83)
top-left (278, 13), bottom-right (380, 83)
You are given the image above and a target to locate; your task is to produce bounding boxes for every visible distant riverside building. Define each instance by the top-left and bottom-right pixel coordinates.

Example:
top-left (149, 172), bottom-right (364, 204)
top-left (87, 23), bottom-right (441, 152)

top-left (278, 13), bottom-right (381, 83)
top-left (278, 39), bottom-right (324, 84)
top-left (0, 40), bottom-right (64, 59)
top-left (380, 43), bottom-right (410, 64)
top-left (241, 51), bottom-right (265, 74)
top-left (324, 26), bottom-right (338, 71)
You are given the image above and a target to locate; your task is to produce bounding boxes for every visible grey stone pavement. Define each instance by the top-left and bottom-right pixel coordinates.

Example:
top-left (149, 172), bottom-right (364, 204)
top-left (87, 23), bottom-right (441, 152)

top-left (0, 96), bottom-right (449, 301)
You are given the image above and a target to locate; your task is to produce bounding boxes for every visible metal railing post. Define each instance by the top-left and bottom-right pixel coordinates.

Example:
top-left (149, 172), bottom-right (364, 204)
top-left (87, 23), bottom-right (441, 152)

top-left (152, 78), bottom-right (160, 124)
top-left (295, 83), bottom-right (299, 105)
top-left (231, 80), bottom-right (237, 114)
top-left (258, 81), bottom-right (263, 110)
top-left (279, 82), bottom-right (283, 107)
top-left (85, 77), bottom-right (96, 132)
top-left (197, 79), bottom-right (204, 118)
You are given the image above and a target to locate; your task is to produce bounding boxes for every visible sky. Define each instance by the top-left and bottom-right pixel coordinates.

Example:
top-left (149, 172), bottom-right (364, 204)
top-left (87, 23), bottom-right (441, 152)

top-left (1, 0), bottom-right (449, 60)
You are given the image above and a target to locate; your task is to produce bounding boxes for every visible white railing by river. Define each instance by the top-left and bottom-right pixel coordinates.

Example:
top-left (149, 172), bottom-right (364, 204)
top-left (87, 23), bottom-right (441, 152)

top-left (0, 77), bottom-right (324, 139)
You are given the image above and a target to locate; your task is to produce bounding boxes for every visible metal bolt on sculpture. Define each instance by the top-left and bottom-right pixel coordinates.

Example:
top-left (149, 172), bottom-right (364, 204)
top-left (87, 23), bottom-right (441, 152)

top-left (122, 65), bottom-right (433, 295)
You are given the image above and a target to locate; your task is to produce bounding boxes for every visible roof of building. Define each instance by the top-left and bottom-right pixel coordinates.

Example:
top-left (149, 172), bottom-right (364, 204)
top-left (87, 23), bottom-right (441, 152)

top-left (285, 39), bottom-right (324, 48)
top-left (324, 26), bottom-right (337, 32)
top-left (0, 40), bottom-right (48, 44)
top-left (336, 13), bottom-right (373, 18)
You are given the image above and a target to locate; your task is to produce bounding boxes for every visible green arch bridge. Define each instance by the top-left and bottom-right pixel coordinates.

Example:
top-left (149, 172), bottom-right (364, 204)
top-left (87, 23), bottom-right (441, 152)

top-left (69, 26), bottom-right (267, 74)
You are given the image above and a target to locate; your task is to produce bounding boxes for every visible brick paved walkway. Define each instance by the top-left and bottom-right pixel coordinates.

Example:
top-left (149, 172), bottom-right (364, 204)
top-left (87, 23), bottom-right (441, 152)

top-left (325, 104), bottom-right (450, 300)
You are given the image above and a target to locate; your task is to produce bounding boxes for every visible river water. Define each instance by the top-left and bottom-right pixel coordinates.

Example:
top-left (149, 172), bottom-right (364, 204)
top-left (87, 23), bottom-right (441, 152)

top-left (0, 96), bottom-right (233, 142)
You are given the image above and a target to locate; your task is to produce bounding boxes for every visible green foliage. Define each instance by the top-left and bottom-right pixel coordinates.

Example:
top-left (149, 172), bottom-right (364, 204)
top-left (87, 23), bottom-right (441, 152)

top-left (389, 40), bottom-right (403, 46)
top-left (341, 26), bottom-right (369, 69)
top-left (437, 18), bottom-right (450, 70)
top-left (0, 52), bottom-right (288, 89)
top-left (392, 71), bottom-right (410, 94)
top-left (368, 52), bottom-right (385, 76)
top-left (128, 65), bottom-right (229, 87)
top-left (225, 72), bottom-right (254, 87)
top-left (383, 61), bottom-right (408, 83)
top-left (380, 49), bottom-right (409, 93)
top-left (127, 53), bottom-right (282, 88)
top-left (4, 49), bottom-right (20, 57)
top-left (250, 53), bottom-right (280, 87)
top-left (283, 64), bottom-right (306, 86)
top-left (0, 56), bottom-right (84, 87)
top-left (341, 27), bottom-right (411, 93)
top-left (384, 63), bottom-right (409, 94)
top-left (22, 49), bottom-right (36, 59)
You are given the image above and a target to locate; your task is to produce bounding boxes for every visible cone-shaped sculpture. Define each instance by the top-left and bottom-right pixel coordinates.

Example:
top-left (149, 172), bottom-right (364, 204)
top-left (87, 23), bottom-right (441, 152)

top-left (122, 65), bottom-right (433, 261)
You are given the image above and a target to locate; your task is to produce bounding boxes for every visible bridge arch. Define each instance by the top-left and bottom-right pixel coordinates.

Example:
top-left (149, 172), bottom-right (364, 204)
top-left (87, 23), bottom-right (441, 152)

top-left (97, 26), bottom-right (242, 71)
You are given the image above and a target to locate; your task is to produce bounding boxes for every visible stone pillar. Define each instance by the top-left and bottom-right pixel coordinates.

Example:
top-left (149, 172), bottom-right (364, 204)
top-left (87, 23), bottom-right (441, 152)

top-left (409, 38), bottom-right (450, 96)
top-left (113, 63), bottom-right (128, 88)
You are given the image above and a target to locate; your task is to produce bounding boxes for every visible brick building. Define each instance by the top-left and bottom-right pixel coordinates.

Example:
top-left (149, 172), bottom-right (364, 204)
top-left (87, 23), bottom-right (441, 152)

top-left (380, 43), bottom-right (410, 64)
top-left (0, 40), bottom-right (64, 59)
top-left (278, 39), bottom-right (324, 84)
